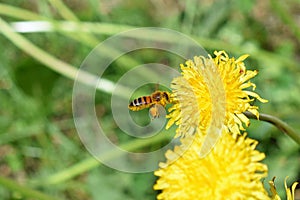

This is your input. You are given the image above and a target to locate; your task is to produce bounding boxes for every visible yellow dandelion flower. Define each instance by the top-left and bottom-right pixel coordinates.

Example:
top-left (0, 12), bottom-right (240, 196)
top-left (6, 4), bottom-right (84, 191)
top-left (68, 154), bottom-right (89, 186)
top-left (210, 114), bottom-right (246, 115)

top-left (154, 131), bottom-right (269, 200)
top-left (167, 51), bottom-right (267, 138)
top-left (269, 177), bottom-right (299, 200)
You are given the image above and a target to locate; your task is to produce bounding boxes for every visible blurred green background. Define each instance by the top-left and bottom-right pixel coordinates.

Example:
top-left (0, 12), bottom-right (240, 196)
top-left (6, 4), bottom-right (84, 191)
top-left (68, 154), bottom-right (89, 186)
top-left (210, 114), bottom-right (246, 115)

top-left (0, 0), bottom-right (299, 199)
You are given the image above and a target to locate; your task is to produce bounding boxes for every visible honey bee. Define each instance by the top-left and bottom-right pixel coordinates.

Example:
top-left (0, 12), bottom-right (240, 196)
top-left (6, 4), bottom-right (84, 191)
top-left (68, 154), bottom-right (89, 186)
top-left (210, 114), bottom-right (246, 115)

top-left (128, 90), bottom-right (171, 119)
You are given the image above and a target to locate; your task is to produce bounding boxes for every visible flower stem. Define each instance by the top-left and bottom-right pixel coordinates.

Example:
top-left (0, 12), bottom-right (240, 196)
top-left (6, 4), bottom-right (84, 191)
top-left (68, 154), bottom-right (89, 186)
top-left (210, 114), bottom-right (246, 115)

top-left (244, 111), bottom-right (300, 145)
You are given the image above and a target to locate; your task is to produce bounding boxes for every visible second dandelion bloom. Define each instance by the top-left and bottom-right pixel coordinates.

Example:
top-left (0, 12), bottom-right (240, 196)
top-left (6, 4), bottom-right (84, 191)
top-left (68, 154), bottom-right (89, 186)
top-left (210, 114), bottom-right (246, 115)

top-left (154, 130), bottom-right (269, 199)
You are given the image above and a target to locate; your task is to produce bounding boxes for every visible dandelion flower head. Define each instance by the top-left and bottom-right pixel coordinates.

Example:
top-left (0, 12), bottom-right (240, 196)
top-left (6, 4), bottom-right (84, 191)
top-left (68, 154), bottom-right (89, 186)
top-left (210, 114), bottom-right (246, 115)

top-left (154, 131), bottom-right (269, 200)
top-left (167, 51), bottom-right (268, 138)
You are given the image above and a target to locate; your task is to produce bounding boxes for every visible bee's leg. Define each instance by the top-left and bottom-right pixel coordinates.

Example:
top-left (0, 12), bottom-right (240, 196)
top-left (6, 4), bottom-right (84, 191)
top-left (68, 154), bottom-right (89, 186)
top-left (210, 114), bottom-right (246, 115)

top-left (149, 104), bottom-right (159, 119)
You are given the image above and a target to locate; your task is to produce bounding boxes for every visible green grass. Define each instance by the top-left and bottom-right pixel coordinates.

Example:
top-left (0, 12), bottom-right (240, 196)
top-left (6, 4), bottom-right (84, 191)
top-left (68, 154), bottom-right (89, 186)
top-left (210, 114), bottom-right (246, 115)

top-left (0, 0), bottom-right (299, 199)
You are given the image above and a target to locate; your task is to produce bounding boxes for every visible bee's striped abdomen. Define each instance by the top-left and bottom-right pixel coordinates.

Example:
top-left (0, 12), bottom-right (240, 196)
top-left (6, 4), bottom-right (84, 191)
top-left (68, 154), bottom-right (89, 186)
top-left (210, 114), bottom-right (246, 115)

top-left (128, 96), bottom-right (153, 111)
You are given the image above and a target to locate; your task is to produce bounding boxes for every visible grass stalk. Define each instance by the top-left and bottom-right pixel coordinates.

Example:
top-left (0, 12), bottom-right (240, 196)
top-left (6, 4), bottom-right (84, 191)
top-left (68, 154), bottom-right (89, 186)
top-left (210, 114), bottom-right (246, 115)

top-left (0, 176), bottom-right (60, 200)
top-left (0, 17), bottom-right (119, 95)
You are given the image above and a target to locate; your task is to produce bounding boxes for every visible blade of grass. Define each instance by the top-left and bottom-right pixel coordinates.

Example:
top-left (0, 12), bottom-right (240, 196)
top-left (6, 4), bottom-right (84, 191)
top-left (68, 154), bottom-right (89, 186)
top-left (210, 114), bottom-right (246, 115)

top-left (47, 0), bottom-right (79, 21)
top-left (47, 0), bottom-right (100, 47)
top-left (0, 3), bottom-right (48, 20)
top-left (1, 20), bottom-right (158, 89)
top-left (181, 0), bottom-right (198, 34)
top-left (0, 17), bottom-right (129, 97)
top-left (0, 3), bottom-right (98, 47)
top-left (0, 4), bottom-right (141, 69)
top-left (46, 0), bottom-right (154, 74)
top-left (0, 176), bottom-right (60, 200)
